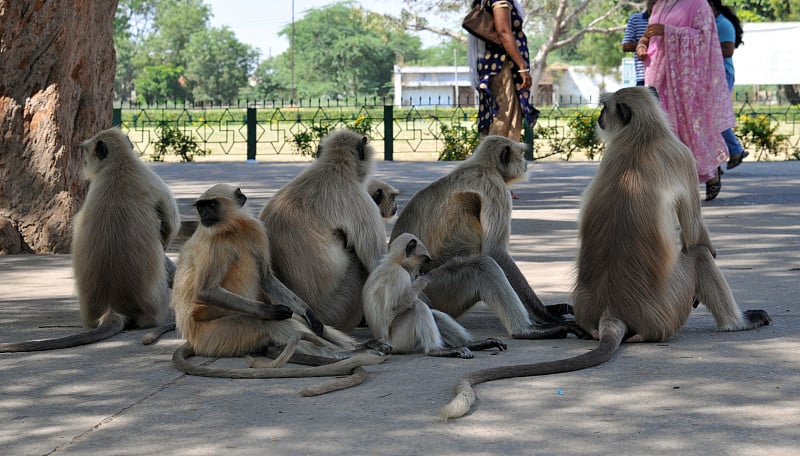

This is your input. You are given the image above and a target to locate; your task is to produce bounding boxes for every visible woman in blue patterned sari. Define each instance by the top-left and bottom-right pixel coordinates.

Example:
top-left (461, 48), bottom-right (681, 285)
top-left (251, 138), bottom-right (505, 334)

top-left (468, 0), bottom-right (540, 141)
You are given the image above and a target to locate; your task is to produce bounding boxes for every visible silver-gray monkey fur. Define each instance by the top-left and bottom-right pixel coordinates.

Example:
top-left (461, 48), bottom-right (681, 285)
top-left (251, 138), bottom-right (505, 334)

top-left (259, 129), bottom-right (387, 331)
top-left (390, 135), bottom-right (580, 339)
top-left (0, 128), bottom-right (178, 352)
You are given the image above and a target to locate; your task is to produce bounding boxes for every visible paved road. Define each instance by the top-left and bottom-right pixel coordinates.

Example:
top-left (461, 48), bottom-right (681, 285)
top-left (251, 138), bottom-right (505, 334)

top-left (1, 160), bottom-right (798, 455)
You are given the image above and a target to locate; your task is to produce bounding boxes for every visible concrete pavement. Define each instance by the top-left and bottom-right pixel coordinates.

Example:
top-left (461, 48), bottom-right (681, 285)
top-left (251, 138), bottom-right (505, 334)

top-left (1, 160), bottom-right (798, 455)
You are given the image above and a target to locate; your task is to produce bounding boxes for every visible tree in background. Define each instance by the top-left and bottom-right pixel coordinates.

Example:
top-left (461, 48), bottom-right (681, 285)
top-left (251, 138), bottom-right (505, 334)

top-left (278, 3), bottom-right (423, 98)
top-left (142, 0), bottom-right (211, 69)
top-left (184, 27), bottom-right (259, 102)
top-left (134, 65), bottom-right (188, 104)
top-left (397, 0), bottom-right (640, 102)
top-left (114, 0), bottom-right (256, 103)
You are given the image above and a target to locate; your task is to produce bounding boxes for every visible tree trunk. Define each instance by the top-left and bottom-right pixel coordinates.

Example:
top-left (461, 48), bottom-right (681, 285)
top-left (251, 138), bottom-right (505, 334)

top-left (0, 0), bottom-right (118, 254)
top-left (783, 85), bottom-right (800, 105)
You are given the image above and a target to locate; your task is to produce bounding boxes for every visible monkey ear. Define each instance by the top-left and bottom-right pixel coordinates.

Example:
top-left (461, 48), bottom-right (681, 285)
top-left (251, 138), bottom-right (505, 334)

top-left (616, 102), bottom-right (633, 126)
top-left (234, 188), bottom-right (247, 207)
top-left (647, 86), bottom-right (660, 101)
top-left (500, 145), bottom-right (511, 165)
top-left (598, 107), bottom-right (606, 130)
top-left (372, 188), bottom-right (384, 204)
top-left (357, 136), bottom-right (368, 160)
top-left (96, 140), bottom-right (109, 160)
top-left (405, 239), bottom-right (417, 257)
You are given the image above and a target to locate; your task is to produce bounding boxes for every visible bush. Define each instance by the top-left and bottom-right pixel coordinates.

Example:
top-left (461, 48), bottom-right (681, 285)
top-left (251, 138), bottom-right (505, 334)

top-left (566, 111), bottom-right (603, 160)
top-left (736, 114), bottom-right (790, 160)
top-left (152, 122), bottom-right (209, 162)
top-left (290, 115), bottom-right (376, 156)
top-left (438, 124), bottom-right (480, 161)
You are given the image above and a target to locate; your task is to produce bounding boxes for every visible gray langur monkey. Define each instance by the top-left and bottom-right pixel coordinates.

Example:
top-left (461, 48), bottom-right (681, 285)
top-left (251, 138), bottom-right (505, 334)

top-left (172, 184), bottom-right (383, 389)
top-left (367, 179), bottom-right (399, 221)
top-left (0, 128), bottom-right (179, 353)
top-left (439, 86), bottom-right (771, 420)
top-left (259, 129), bottom-right (387, 332)
top-left (363, 233), bottom-right (507, 358)
top-left (390, 135), bottom-right (582, 340)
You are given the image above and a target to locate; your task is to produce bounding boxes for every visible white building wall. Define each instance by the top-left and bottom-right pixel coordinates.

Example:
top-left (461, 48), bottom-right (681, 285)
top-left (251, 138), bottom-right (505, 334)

top-left (733, 22), bottom-right (800, 85)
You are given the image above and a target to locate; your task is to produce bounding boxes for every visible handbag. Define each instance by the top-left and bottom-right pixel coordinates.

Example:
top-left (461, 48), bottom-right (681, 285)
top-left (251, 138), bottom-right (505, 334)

top-left (462, 0), bottom-right (502, 45)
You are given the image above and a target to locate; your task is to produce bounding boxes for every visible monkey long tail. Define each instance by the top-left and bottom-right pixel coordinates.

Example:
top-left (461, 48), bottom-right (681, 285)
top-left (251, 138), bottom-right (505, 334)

top-left (172, 342), bottom-right (386, 380)
top-left (0, 313), bottom-right (125, 353)
top-left (440, 317), bottom-right (627, 421)
top-left (141, 322), bottom-right (176, 345)
top-left (259, 346), bottom-right (374, 396)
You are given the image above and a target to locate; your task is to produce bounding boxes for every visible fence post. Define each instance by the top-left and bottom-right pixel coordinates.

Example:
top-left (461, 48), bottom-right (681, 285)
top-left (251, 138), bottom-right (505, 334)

top-left (383, 104), bottom-right (393, 161)
top-left (246, 107), bottom-right (257, 162)
top-left (112, 108), bottom-right (122, 128)
top-left (523, 119), bottom-right (534, 161)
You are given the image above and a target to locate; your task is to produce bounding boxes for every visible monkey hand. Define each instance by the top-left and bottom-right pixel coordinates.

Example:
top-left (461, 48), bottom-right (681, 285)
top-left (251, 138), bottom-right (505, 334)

top-left (257, 303), bottom-right (293, 320)
top-left (304, 309), bottom-right (325, 336)
top-left (545, 303), bottom-right (575, 317)
top-left (411, 273), bottom-right (433, 293)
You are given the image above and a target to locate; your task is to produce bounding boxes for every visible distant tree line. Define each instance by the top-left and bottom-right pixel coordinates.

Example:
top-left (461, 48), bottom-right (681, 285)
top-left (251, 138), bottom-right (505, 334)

top-left (114, 0), bottom-right (800, 105)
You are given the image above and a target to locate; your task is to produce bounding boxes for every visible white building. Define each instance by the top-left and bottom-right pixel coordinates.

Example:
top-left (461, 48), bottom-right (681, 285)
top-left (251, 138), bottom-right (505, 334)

top-left (733, 22), bottom-right (800, 85)
top-left (393, 65), bottom-right (475, 107)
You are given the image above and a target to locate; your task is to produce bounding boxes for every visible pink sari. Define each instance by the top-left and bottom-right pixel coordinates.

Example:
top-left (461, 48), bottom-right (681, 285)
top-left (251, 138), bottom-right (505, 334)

top-left (645, 0), bottom-right (734, 183)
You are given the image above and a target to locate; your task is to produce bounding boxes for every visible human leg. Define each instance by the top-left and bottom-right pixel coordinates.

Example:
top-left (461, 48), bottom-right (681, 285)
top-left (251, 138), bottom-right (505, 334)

top-left (487, 60), bottom-right (522, 141)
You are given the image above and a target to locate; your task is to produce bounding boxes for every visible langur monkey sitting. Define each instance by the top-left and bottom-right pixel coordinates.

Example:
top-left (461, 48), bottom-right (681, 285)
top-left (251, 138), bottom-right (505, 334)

top-left (172, 184), bottom-right (383, 386)
top-left (390, 135), bottom-right (582, 340)
top-left (363, 233), bottom-right (507, 358)
top-left (260, 129), bottom-right (387, 332)
top-left (0, 128), bottom-right (179, 352)
top-left (368, 179), bottom-right (399, 221)
top-left (440, 86), bottom-right (771, 420)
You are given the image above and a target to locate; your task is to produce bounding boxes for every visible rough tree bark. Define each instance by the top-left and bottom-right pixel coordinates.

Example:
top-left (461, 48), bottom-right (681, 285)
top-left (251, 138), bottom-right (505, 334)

top-left (0, 0), bottom-right (118, 254)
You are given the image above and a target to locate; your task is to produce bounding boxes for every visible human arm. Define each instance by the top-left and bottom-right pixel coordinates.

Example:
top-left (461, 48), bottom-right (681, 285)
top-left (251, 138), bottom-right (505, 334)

top-left (720, 41), bottom-right (734, 57)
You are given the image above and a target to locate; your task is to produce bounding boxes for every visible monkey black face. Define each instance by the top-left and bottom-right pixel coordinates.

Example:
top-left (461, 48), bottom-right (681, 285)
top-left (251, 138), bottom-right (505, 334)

top-left (195, 199), bottom-right (221, 227)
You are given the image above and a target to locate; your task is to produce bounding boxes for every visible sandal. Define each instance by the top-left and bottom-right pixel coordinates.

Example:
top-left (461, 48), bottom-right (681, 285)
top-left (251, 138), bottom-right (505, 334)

top-left (705, 167), bottom-right (722, 201)
top-left (727, 150), bottom-right (749, 170)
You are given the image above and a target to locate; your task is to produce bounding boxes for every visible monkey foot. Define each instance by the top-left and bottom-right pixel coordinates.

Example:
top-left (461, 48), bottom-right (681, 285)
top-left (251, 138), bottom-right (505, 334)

top-left (364, 339), bottom-right (392, 355)
top-left (743, 309), bottom-right (771, 328)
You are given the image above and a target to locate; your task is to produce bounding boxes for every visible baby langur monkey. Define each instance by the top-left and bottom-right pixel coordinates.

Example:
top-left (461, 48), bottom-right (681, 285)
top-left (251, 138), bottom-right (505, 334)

top-left (171, 184), bottom-right (383, 390)
top-left (368, 179), bottom-right (399, 221)
top-left (0, 128), bottom-right (178, 353)
top-left (363, 233), bottom-right (507, 358)
top-left (440, 86), bottom-right (770, 420)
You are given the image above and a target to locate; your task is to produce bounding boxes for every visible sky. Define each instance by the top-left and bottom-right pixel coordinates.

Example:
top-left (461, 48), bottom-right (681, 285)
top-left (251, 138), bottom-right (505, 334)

top-left (204, 0), bottom-right (451, 59)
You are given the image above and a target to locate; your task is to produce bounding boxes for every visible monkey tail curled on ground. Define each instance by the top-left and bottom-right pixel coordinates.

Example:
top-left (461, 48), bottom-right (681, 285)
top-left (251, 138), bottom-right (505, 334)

top-left (0, 128), bottom-right (179, 353)
top-left (440, 86), bottom-right (771, 421)
top-left (170, 183), bottom-right (385, 395)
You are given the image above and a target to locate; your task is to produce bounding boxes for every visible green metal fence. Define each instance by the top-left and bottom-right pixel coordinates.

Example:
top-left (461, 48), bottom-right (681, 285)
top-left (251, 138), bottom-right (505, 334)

top-left (113, 93), bottom-right (800, 162)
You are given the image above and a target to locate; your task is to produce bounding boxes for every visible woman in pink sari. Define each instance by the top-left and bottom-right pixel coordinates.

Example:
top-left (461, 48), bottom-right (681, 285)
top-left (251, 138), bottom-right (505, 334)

top-left (637, 0), bottom-right (734, 201)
